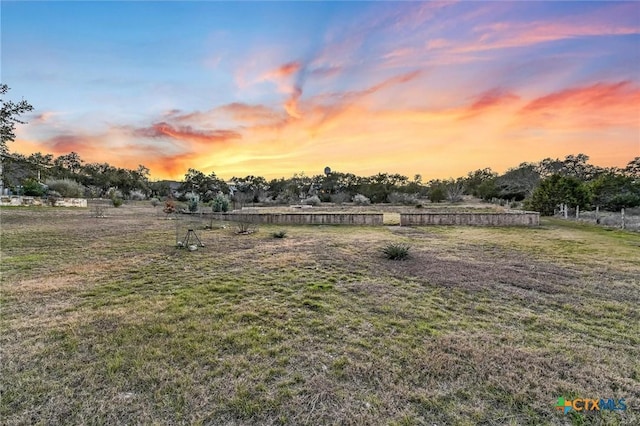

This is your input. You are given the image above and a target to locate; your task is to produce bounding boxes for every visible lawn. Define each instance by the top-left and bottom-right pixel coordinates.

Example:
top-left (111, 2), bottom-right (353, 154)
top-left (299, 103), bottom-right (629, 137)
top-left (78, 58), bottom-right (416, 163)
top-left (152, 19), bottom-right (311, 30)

top-left (1, 204), bottom-right (638, 425)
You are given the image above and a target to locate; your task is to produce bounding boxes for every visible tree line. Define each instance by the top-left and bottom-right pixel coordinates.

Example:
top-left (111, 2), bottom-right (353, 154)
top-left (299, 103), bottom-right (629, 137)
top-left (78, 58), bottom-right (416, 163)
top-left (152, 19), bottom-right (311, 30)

top-left (3, 148), bottom-right (638, 215)
top-left (2, 84), bottom-right (639, 214)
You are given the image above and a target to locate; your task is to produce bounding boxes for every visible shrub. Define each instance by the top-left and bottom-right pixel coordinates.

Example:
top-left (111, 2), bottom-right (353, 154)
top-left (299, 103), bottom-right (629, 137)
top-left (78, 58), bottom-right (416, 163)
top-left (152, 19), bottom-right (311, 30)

top-left (188, 197), bottom-right (199, 213)
top-left (211, 194), bottom-right (230, 212)
top-left (45, 179), bottom-right (85, 198)
top-left (129, 190), bottom-right (146, 201)
top-left (330, 192), bottom-right (351, 205)
top-left (112, 197), bottom-right (124, 207)
top-left (163, 199), bottom-right (176, 217)
top-left (47, 190), bottom-right (61, 206)
top-left (272, 230), bottom-right (287, 239)
top-left (382, 243), bottom-right (410, 260)
top-left (353, 194), bottom-right (371, 205)
top-left (388, 192), bottom-right (418, 205)
top-left (85, 185), bottom-right (102, 198)
top-left (302, 195), bottom-right (321, 206)
top-left (107, 188), bottom-right (124, 200)
top-left (415, 204), bottom-right (423, 209)
top-left (22, 178), bottom-right (45, 196)
top-left (150, 197), bottom-right (160, 207)
top-left (429, 186), bottom-right (446, 203)
top-left (236, 220), bottom-right (258, 234)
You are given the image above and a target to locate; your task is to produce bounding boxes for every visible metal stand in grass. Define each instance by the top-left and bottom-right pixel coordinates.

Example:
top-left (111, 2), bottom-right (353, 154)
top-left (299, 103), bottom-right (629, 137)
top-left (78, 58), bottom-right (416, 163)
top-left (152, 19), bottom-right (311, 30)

top-left (175, 215), bottom-right (206, 251)
top-left (179, 229), bottom-right (204, 250)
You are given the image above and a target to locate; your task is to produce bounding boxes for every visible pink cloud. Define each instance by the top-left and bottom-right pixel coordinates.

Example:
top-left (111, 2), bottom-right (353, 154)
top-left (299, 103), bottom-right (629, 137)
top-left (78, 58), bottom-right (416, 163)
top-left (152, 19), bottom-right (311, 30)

top-left (134, 122), bottom-right (242, 145)
top-left (457, 5), bottom-right (640, 54)
top-left (517, 80), bottom-right (640, 129)
top-left (461, 88), bottom-right (520, 118)
top-left (522, 81), bottom-right (638, 113)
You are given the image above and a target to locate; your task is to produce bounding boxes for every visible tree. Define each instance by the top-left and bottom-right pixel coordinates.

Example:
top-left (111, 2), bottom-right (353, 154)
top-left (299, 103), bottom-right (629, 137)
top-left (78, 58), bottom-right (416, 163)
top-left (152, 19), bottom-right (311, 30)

top-left (230, 175), bottom-right (268, 203)
top-left (624, 157), bottom-right (640, 180)
top-left (181, 168), bottom-right (228, 202)
top-left (53, 152), bottom-right (84, 177)
top-left (589, 172), bottom-right (640, 210)
top-left (27, 152), bottom-right (54, 181)
top-left (1, 84), bottom-right (34, 155)
top-left (526, 174), bottom-right (591, 215)
top-left (358, 173), bottom-right (409, 203)
top-left (495, 163), bottom-right (540, 200)
top-left (211, 194), bottom-right (230, 212)
top-left (1, 85), bottom-right (33, 194)
top-left (427, 180), bottom-right (446, 203)
top-left (464, 168), bottom-right (497, 198)
top-left (444, 178), bottom-right (465, 202)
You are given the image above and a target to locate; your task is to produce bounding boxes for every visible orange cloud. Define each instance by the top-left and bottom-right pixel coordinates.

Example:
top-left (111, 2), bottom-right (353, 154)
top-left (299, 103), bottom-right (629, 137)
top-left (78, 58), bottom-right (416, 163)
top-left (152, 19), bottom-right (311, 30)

top-left (265, 61), bottom-right (301, 79)
top-left (219, 102), bottom-right (285, 125)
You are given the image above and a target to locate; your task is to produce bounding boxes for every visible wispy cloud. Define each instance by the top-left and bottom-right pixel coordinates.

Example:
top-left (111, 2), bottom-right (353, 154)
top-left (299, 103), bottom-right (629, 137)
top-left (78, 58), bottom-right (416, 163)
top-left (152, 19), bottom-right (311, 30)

top-left (518, 80), bottom-right (640, 129)
top-left (133, 122), bottom-right (242, 146)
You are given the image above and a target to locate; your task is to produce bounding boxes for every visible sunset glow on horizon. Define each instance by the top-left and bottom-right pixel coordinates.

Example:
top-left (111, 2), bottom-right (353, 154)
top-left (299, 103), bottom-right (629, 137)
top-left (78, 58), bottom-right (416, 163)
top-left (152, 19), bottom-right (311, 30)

top-left (3, 1), bottom-right (639, 181)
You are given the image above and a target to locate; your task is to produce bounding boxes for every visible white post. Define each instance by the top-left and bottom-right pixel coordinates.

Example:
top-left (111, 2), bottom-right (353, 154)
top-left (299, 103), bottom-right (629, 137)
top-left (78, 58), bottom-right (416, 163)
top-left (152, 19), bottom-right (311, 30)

top-left (595, 206), bottom-right (600, 224)
top-left (621, 208), bottom-right (625, 230)
top-left (564, 204), bottom-right (568, 219)
top-left (576, 205), bottom-right (580, 219)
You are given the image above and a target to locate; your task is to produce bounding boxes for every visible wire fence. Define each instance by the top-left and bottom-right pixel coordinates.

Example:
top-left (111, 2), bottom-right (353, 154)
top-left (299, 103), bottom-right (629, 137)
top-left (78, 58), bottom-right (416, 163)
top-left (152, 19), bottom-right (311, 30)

top-left (556, 206), bottom-right (640, 231)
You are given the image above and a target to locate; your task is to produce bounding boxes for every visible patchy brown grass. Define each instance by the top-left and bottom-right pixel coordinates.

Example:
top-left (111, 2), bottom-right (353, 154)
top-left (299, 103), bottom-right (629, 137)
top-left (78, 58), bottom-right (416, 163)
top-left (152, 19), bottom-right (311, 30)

top-left (1, 203), bottom-right (638, 425)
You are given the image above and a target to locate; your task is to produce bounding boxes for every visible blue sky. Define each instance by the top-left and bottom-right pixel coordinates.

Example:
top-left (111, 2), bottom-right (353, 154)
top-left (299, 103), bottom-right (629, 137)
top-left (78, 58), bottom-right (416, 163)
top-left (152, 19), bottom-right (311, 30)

top-left (3, 1), bottom-right (639, 179)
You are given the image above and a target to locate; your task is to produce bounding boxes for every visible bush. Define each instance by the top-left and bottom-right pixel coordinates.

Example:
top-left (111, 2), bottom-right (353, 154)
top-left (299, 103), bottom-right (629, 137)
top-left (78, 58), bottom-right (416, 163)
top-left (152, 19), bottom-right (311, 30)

top-left (236, 220), bottom-right (258, 234)
top-left (45, 179), bottom-right (85, 198)
top-left (388, 192), bottom-right (418, 205)
top-left (188, 197), bottom-right (199, 213)
top-left (107, 188), bottom-right (123, 200)
top-left (302, 195), bottom-right (321, 206)
top-left (429, 186), bottom-right (446, 203)
top-left (211, 194), bottom-right (230, 212)
top-left (85, 185), bottom-right (102, 198)
top-left (272, 230), bottom-right (287, 239)
top-left (22, 178), bottom-right (45, 196)
top-left (112, 197), bottom-right (124, 207)
top-left (163, 199), bottom-right (176, 217)
top-left (47, 190), bottom-right (61, 206)
top-left (415, 204), bottom-right (423, 209)
top-left (382, 243), bottom-right (410, 260)
top-left (150, 197), bottom-right (160, 207)
top-left (129, 190), bottom-right (146, 201)
top-left (353, 194), bottom-right (371, 206)
top-left (330, 192), bottom-right (351, 205)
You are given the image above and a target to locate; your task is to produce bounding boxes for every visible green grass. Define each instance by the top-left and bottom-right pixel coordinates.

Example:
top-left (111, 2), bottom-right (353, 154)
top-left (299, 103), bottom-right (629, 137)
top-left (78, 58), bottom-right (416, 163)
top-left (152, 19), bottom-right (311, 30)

top-left (1, 205), bottom-right (638, 424)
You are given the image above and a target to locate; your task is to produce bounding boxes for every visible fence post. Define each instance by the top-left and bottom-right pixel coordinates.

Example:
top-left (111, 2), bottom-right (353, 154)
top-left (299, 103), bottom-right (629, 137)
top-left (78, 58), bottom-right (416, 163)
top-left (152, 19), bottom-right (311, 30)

top-left (595, 206), bottom-right (600, 224)
top-left (576, 205), bottom-right (579, 220)
top-left (621, 208), bottom-right (625, 230)
top-left (564, 204), bottom-right (568, 219)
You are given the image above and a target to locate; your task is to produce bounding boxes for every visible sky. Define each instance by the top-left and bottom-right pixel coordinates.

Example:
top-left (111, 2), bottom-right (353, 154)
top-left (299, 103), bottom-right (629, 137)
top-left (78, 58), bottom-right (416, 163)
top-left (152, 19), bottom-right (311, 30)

top-left (2, 1), bottom-right (639, 181)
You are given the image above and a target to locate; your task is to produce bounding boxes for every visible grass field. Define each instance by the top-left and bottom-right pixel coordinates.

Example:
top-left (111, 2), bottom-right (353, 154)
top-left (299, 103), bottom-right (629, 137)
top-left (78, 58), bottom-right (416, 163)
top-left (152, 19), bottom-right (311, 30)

top-left (1, 203), bottom-right (638, 425)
